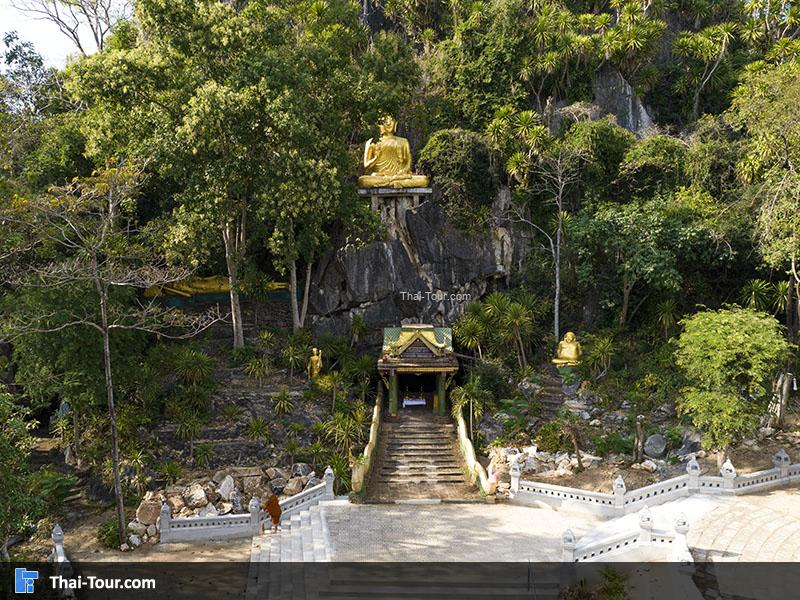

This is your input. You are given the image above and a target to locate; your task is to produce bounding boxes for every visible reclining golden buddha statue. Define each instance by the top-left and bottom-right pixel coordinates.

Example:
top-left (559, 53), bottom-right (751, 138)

top-left (358, 115), bottom-right (429, 189)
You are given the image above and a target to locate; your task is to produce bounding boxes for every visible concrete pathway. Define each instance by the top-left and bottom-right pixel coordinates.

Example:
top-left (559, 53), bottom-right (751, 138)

top-left (322, 501), bottom-right (602, 562)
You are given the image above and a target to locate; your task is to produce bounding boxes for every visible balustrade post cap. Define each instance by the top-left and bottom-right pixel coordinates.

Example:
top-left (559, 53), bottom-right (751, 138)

top-left (324, 465), bottom-right (334, 479)
top-left (638, 506), bottom-right (653, 528)
top-left (674, 512), bottom-right (690, 534)
top-left (720, 458), bottom-right (736, 477)
top-left (51, 523), bottom-right (64, 543)
top-left (248, 497), bottom-right (261, 511)
top-left (160, 503), bottom-right (171, 516)
top-left (510, 461), bottom-right (521, 476)
top-left (562, 528), bottom-right (576, 545)
top-left (613, 474), bottom-right (626, 492)
top-left (773, 448), bottom-right (790, 466)
top-left (686, 457), bottom-right (700, 473)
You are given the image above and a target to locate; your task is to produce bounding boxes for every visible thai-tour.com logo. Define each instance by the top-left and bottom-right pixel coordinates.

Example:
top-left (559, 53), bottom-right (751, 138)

top-left (14, 568), bottom-right (38, 594)
top-left (14, 567), bottom-right (156, 593)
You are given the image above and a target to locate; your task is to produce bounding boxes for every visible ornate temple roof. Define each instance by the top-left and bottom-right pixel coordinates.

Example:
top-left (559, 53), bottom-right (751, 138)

top-left (378, 325), bottom-right (458, 374)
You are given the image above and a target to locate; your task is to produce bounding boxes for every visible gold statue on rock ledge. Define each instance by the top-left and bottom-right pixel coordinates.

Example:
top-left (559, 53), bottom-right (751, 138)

top-left (552, 332), bottom-right (582, 367)
top-left (358, 116), bottom-right (429, 189)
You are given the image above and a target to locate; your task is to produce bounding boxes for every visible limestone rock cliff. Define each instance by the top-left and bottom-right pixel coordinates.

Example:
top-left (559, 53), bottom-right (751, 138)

top-left (310, 189), bottom-right (525, 342)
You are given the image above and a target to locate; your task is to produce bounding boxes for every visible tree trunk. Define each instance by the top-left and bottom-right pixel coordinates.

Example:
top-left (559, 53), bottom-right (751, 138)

top-left (786, 275), bottom-right (796, 338)
top-left (570, 429), bottom-right (583, 472)
top-left (619, 276), bottom-right (632, 328)
top-left (0, 537), bottom-right (9, 561)
top-left (222, 222), bottom-right (245, 349)
top-left (289, 260), bottom-right (301, 333)
top-left (96, 279), bottom-right (126, 547)
top-left (554, 221), bottom-right (562, 343)
top-left (289, 258), bottom-right (314, 332)
top-left (634, 415), bottom-right (645, 463)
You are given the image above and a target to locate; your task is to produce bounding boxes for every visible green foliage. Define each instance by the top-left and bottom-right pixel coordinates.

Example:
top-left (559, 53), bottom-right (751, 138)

top-left (273, 389), bottom-right (294, 415)
top-left (592, 432), bottom-right (634, 457)
top-left (246, 417), bottom-right (271, 442)
top-left (0, 392), bottom-right (43, 544)
top-left (418, 128), bottom-right (496, 229)
top-left (329, 452), bottom-right (351, 495)
top-left (156, 461), bottom-right (183, 484)
top-left (98, 518), bottom-right (123, 549)
top-left (675, 307), bottom-right (791, 451)
top-left (172, 347), bottom-right (215, 385)
top-left (194, 442), bottom-right (214, 468)
top-left (231, 346), bottom-right (259, 367)
top-left (618, 135), bottom-right (688, 196)
top-left (29, 468), bottom-right (78, 511)
top-left (535, 421), bottom-right (569, 453)
top-left (244, 356), bottom-right (272, 386)
top-left (221, 404), bottom-right (242, 421)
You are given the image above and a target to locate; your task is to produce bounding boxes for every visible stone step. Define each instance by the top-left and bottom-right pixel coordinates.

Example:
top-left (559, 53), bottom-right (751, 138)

top-left (280, 522), bottom-right (291, 563)
top-left (380, 467), bottom-right (463, 475)
top-left (300, 510), bottom-right (314, 562)
top-left (290, 514), bottom-right (302, 562)
top-left (310, 506), bottom-right (328, 561)
top-left (376, 476), bottom-right (467, 484)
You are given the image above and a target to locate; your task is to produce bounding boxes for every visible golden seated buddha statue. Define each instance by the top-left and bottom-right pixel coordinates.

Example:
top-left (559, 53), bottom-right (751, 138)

top-left (552, 331), bottom-right (582, 367)
top-left (358, 116), bottom-right (429, 189)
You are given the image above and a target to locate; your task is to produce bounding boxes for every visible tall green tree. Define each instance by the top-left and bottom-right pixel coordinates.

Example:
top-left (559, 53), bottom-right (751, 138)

top-left (675, 307), bottom-right (791, 463)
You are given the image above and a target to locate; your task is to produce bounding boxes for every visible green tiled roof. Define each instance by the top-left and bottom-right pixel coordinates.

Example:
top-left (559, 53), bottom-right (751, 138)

top-left (382, 325), bottom-right (453, 353)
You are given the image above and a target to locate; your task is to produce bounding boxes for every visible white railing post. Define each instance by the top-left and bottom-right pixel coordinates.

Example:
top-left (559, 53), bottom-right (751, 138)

top-left (510, 461), bottom-right (521, 494)
top-left (560, 529), bottom-right (576, 587)
top-left (638, 506), bottom-right (653, 544)
top-left (613, 475), bottom-right (626, 510)
top-left (671, 513), bottom-right (692, 562)
top-left (324, 465), bottom-right (335, 498)
top-left (721, 459), bottom-right (737, 490)
top-left (158, 504), bottom-right (171, 543)
top-left (686, 457), bottom-right (700, 490)
top-left (773, 448), bottom-right (791, 479)
top-left (249, 497), bottom-right (262, 535)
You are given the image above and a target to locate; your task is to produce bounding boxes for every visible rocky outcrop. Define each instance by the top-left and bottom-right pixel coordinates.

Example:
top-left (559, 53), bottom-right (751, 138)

top-left (310, 190), bottom-right (524, 338)
top-left (592, 63), bottom-right (654, 136)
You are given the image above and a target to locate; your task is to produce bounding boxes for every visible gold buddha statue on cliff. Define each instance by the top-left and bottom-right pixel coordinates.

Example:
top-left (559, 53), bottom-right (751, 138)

top-left (358, 116), bottom-right (429, 189)
top-left (552, 332), bottom-right (582, 367)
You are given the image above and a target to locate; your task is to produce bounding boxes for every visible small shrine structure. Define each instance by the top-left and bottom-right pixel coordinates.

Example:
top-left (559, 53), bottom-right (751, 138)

top-left (377, 325), bottom-right (459, 417)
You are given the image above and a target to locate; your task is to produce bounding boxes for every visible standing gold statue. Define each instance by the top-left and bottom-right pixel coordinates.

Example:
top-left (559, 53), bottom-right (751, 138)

top-left (307, 348), bottom-right (323, 382)
top-left (552, 332), bottom-right (582, 366)
top-left (358, 116), bottom-right (429, 189)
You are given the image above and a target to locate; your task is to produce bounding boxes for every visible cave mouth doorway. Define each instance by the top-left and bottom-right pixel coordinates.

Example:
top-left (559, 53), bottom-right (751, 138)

top-left (398, 373), bottom-right (437, 411)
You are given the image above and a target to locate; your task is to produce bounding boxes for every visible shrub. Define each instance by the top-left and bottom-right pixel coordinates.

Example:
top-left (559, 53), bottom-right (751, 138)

top-left (535, 421), bottom-right (568, 453)
top-left (172, 347), bottom-right (215, 385)
top-left (592, 432), bottom-right (634, 457)
top-left (98, 518), bottom-right (122, 549)
top-left (273, 389), bottom-right (294, 415)
top-left (156, 461), bottom-right (183, 484)
top-left (230, 345), bottom-right (259, 366)
top-left (418, 128), bottom-right (497, 229)
top-left (195, 442), bottom-right (214, 467)
top-left (30, 468), bottom-right (78, 511)
top-left (221, 404), bottom-right (242, 421)
top-left (246, 417), bottom-right (271, 442)
top-left (244, 356), bottom-right (271, 386)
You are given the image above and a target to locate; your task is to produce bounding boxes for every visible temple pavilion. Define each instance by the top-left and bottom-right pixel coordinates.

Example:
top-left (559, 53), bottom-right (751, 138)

top-left (377, 325), bottom-right (459, 417)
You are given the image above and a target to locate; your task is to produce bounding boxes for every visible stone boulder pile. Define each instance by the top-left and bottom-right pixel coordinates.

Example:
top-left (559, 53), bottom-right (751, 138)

top-left (126, 462), bottom-right (320, 548)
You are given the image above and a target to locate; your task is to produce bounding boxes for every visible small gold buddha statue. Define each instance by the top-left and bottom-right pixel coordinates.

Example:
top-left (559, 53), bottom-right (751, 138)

top-left (307, 347), bottom-right (323, 381)
top-left (552, 332), bottom-right (582, 367)
top-left (358, 116), bottom-right (429, 189)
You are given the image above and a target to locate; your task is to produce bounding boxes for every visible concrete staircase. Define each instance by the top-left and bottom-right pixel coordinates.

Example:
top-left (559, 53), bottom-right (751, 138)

top-left (366, 411), bottom-right (479, 502)
top-left (539, 373), bottom-right (566, 419)
top-left (246, 501), bottom-right (337, 600)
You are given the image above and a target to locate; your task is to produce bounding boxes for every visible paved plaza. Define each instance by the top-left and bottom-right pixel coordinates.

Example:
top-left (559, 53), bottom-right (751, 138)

top-left (323, 501), bottom-right (602, 562)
